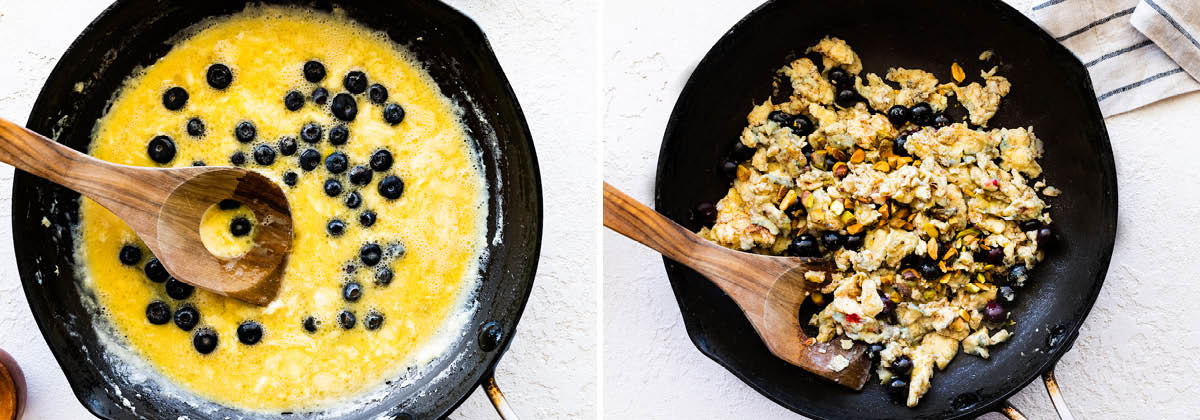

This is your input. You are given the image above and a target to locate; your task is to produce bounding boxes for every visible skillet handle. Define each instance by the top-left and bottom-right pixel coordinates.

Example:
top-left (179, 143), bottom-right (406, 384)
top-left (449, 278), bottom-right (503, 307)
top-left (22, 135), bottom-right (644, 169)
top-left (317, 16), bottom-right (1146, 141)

top-left (483, 373), bottom-right (521, 420)
top-left (993, 368), bottom-right (1074, 420)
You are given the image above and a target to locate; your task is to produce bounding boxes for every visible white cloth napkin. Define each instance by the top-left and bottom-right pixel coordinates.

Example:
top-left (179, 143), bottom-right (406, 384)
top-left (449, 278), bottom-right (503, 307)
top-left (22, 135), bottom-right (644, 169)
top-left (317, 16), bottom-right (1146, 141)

top-left (1032, 0), bottom-right (1200, 116)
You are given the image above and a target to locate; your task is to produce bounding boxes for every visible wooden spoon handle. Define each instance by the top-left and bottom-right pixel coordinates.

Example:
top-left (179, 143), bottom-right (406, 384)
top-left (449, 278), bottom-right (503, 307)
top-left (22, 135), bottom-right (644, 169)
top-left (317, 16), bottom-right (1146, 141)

top-left (602, 181), bottom-right (719, 269)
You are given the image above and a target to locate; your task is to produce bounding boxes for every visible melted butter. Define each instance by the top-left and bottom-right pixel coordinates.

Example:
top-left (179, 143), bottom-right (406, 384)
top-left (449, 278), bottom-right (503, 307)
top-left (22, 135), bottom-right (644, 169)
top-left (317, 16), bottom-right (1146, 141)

top-left (77, 5), bottom-right (487, 411)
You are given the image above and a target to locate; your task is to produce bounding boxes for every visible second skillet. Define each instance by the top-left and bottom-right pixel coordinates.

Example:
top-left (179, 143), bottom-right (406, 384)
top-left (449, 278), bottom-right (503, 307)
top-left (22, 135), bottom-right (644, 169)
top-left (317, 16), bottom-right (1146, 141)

top-left (654, 0), bottom-right (1117, 419)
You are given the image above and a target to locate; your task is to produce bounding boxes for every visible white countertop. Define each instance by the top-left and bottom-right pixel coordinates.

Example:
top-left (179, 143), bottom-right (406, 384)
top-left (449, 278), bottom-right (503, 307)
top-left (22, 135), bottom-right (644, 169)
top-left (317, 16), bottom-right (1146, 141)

top-left (0, 0), bottom-right (596, 419)
top-left (603, 0), bottom-right (1200, 418)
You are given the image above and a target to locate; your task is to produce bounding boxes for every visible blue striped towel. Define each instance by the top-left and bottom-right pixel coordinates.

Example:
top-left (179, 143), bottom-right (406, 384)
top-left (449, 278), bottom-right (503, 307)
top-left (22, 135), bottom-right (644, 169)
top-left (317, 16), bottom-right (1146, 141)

top-left (1033, 0), bottom-right (1200, 116)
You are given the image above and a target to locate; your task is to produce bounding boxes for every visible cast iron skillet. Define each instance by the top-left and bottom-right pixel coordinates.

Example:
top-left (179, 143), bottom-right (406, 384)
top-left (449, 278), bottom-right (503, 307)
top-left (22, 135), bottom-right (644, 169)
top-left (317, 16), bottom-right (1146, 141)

top-left (14, 1), bottom-right (541, 419)
top-left (655, 0), bottom-right (1116, 419)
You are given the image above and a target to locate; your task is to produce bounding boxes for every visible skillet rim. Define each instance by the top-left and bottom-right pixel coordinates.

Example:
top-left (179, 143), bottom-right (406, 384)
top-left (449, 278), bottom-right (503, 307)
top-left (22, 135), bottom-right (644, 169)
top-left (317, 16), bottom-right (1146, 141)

top-left (15, 0), bottom-right (543, 419)
top-left (653, 0), bottom-right (1117, 418)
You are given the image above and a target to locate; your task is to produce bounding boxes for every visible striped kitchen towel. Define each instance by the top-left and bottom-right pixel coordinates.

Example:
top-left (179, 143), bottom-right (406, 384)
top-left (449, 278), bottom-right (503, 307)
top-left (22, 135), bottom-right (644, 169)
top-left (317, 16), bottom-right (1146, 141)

top-left (1032, 0), bottom-right (1200, 116)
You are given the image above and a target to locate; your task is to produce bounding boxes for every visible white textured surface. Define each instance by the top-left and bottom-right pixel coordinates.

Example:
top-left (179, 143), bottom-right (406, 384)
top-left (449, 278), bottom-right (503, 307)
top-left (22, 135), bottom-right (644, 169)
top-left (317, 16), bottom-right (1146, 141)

top-left (602, 0), bottom-right (1200, 419)
top-left (0, 0), bottom-right (596, 419)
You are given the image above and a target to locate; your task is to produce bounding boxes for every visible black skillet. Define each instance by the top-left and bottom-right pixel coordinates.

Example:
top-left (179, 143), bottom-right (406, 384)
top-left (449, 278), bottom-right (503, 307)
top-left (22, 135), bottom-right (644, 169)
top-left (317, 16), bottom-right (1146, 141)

top-left (13, 1), bottom-right (541, 419)
top-left (655, 0), bottom-right (1116, 418)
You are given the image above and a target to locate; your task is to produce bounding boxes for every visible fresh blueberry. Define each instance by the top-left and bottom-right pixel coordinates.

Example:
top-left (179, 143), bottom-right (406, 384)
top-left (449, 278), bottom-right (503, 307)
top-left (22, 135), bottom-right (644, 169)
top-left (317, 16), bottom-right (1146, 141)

top-left (165, 278), bottom-right (194, 300)
top-left (144, 258), bottom-right (169, 283)
top-left (147, 135), bottom-right (176, 164)
top-left (329, 124), bottom-right (349, 145)
top-left (1007, 265), bottom-right (1030, 286)
top-left (932, 114), bottom-right (952, 128)
top-left (206, 64), bottom-right (232, 89)
top-left (694, 202), bottom-right (717, 225)
top-left (119, 245), bottom-right (142, 266)
top-left (348, 166), bottom-right (372, 186)
top-left (162, 87), bottom-right (188, 110)
top-left (282, 171), bottom-right (298, 187)
top-left (886, 378), bottom-right (909, 402)
top-left (230, 217), bottom-right (252, 237)
top-left (327, 219), bottom-right (346, 236)
top-left (367, 84), bottom-right (388, 104)
top-left (237, 321), bottom-right (263, 345)
top-left (192, 160), bottom-right (206, 166)
top-left (186, 118), bottom-right (205, 137)
top-left (324, 179), bottom-right (343, 197)
top-left (363, 311), bottom-right (384, 330)
top-left (835, 89), bottom-right (860, 108)
top-left (278, 136), bottom-right (297, 156)
top-left (369, 149), bottom-right (393, 172)
top-left (788, 234), bottom-right (820, 257)
top-left (844, 233), bottom-right (865, 251)
top-left (303, 60), bottom-right (326, 82)
top-left (359, 210), bottom-right (377, 227)
top-left (919, 261), bottom-right (942, 280)
top-left (791, 115), bottom-right (815, 137)
top-left (986, 247), bottom-right (1005, 265)
top-left (820, 232), bottom-right (844, 250)
top-left (146, 301), bottom-right (170, 325)
top-left (893, 132), bottom-right (912, 157)
top-left (284, 90), bottom-right (305, 111)
top-left (360, 243), bottom-right (382, 266)
top-left (331, 93), bottom-right (357, 122)
top-left (235, 121), bottom-right (256, 143)
top-left (375, 267), bottom-right (393, 286)
top-left (342, 282), bottom-right (363, 302)
top-left (887, 105), bottom-right (910, 126)
top-left (909, 103), bottom-right (933, 126)
top-left (1018, 220), bottom-right (1042, 232)
top-left (343, 71), bottom-right (368, 94)
top-left (253, 144), bottom-right (276, 166)
top-left (218, 199), bottom-right (241, 210)
top-left (720, 160), bottom-right (737, 180)
top-left (891, 356), bottom-right (913, 376)
top-left (983, 300), bottom-right (1007, 323)
top-left (300, 122), bottom-right (322, 143)
top-left (880, 294), bottom-right (896, 317)
top-left (303, 316), bottom-right (319, 333)
top-left (998, 286), bottom-right (1017, 305)
top-left (382, 103), bottom-right (405, 125)
top-left (311, 87), bottom-right (329, 105)
top-left (345, 191), bottom-right (362, 209)
top-left (324, 152), bottom-right (348, 173)
top-left (868, 343), bottom-right (885, 363)
top-left (193, 329), bottom-right (218, 354)
top-left (377, 175), bottom-right (404, 200)
top-left (827, 67), bottom-right (851, 87)
top-left (731, 141), bottom-right (755, 161)
top-left (1037, 227), bottom-right (1055, 247)
top-left (173, 306), bottom-right (199, 331)
top-left (767, 111), bottom-right (791, 125)
top-left (338, 310), bottom-right (356, 329)
top-left (299, 149), bottom-right (321, 171)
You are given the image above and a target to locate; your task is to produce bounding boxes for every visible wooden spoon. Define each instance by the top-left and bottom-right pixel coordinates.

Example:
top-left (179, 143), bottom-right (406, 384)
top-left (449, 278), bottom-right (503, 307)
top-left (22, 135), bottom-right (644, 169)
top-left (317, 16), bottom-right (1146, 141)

top-left (0, 118), bottom-right (292, 306)
top-left (603, 182), bottom-right (870, 389)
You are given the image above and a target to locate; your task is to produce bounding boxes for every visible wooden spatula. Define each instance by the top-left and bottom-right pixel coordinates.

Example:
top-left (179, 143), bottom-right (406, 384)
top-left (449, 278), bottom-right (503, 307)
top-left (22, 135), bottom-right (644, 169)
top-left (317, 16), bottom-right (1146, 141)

top-left (603, 182), bottom-right (870, 389)
top-left (0, 118), bottom-right (292, 306)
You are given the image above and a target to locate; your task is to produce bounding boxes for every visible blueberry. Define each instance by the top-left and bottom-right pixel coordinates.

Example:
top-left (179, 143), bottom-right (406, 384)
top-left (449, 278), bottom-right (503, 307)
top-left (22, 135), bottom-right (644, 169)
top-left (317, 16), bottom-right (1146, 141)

top-left (382, 103), bottom-right (405, 125)
top-left (767, 111), bottom-right (791, 125)
top-left (378, 175), bottom-right (404, 200)
top-left (983, 300), bottom-right (1007, 323)
top-left (891, 356), bottom-right (913, 376)
top-left (311, 87), bottom-right (329, 105)
top-left (329, 125), bottom-right (349, 145)
top-left (284, 90), bottom-right (305, 111)
top-left (359, 210), bottom-right (377, 227)
top-left (345, 191), bottom-right (362, 209)
top-left (165, 278), bottom-right (194, 300)
top-left (303, 316), bottom-right (319, 333)
top-left (343, 71), bottom-right (368, 94)
top-left (932, 114), bottom-right (952, 128)
top-left (788, 234), bottom-right (820, 257)
top-left (282, 171), bottom-right (298, 187)
top-left (694, 202), bottom-right (717, 225)
top-left (331, 93), bottom-right (358, 122)
top-left (324, 152), bottom-right (348, 173)
top-left (835, 89), bottom-right (860, 108)
top-left (230, 151), bottom-right (246, 166)
top-left (360, 243), bottom-right (382, 266)
top-left (278, 136), bottom-right (298, 156)
top-left (986, 247), bottom-right (1004, 264)
top-left (909, 103), bottom-right (933, 126)
top-left (720, 160), bottom-right (737, 180)
top-left (253, 144), bottom-right (276, 166)
top-left (820, 232), bottom-right (844, 250)
top-left (193, 329), bottom-right (218, 354)
top-left (348, 166), bottom-right (372, 186)
top-left (119, 245), bottom-right (142, 266)
top-left (146, 301), bottom-right (170, 325)
top-left (327, 219), bottom-right (346, 236)
top-left (234, 121), bottom-right (256, 143)
top-left (375, 267), bottom-right (393, 286)
top-left (998, 286), bottom-right (1017, 305)
top-left (299, 149), bottom-right (321, 171)
top-left (144, 258), bottom-right (169, 283)
top-left (192, 160), bottom-right (206, 166)
top-left (206, 64), bottom-right (232, 89)
top-left (731, 141), bottom-right (755, 161)
top-left (324, 179), bottom-right (343, 197)
top-left (868, 343), bottom-right (885, 363)
top-left (887, 105), bottom-right (910, 126)
top-left (219, 199), bottom-right (240, 210)
top-left (342, 282), bottom-right (363, 302)
top-left (827, 67), bottom-right (851, 87)
top-left (1018, 220), bottom-right (1042, 232)
top-left (303, 60), bottom-right (326, 82)
top-left (1008, 265), bottom-right (1030, 286)
top-left (367, 84), bottom-right (388, 104)
top-left (880, 294), bottom-right (896, 317)
top-left (173, 306), bottom-right (199, 331)
top-left (844, 233), bottom-right (865, 251)
top-left (791, 115), bottom-right (815, 137)
top-left (237, 321), bottom-right (263, 345)
top-left (893, 132), bottom-right (911, 157)
top-left (918, 261), bottom-right (942, 280)
top-left (363, 311), bottom-right (384, 330)
top-left (338, 310), bottom-right (356, 329)
top-left (229, 217), bottom-right (252, 237)
top-left (186, 118), bottom-right (205, 137)
top-left (300, 122), bottom-right (322, 143)
top-left (886, 378), bottom-right (909, 402)
top-left (369, 149), bottom-right (393, 172)
top-left (147, 135), bottom-right (176, 164)
top-left (162, 87), bottom-right (188, 110)
top-left (1037, 227), bottom-right (1055, 247)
